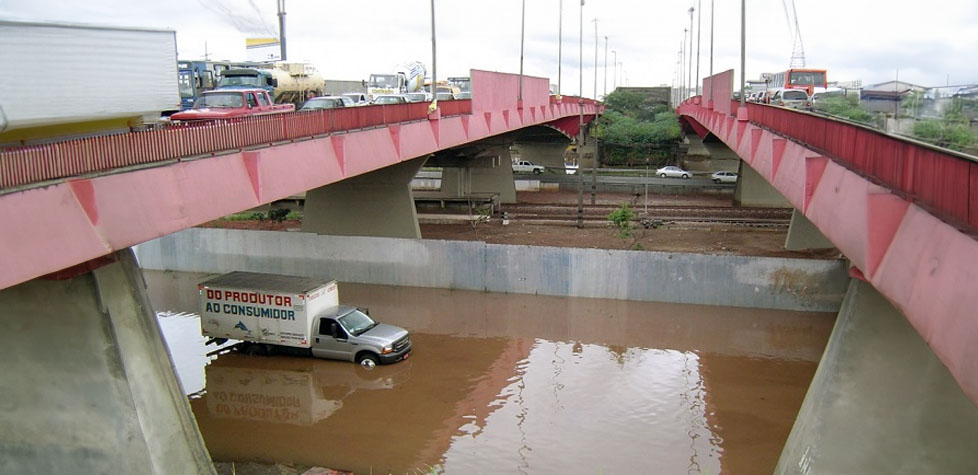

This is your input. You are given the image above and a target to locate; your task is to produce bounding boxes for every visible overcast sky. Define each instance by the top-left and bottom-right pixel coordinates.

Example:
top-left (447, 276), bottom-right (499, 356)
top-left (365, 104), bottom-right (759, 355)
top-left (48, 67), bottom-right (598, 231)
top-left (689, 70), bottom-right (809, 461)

top-left (3, 0), bottom-right (977, 98)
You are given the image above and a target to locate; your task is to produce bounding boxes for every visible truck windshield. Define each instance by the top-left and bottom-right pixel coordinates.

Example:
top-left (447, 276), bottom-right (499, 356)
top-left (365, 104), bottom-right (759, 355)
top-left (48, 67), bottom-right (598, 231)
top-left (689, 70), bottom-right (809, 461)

top-left (369, 74), bottom-right (399, 88)
top-left (178, 71), bottom-right (195, 98)
top-left (194, 92), bottom-right (244, 109)
top-left (220, 75), bottom-right (263, 87)
top-left (338, 310), bottom-right (376, 336)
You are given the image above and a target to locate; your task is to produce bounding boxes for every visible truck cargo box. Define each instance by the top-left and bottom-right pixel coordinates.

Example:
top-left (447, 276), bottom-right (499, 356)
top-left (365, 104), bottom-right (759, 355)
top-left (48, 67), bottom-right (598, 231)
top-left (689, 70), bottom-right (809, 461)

top-left (199, 271), bottom-right (338, 349)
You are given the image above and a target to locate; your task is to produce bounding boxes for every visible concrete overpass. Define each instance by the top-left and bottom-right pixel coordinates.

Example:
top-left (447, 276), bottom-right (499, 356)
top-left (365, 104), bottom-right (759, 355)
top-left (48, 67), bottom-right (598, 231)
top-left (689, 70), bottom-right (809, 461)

top-left (678, 70), bottom-right (978, 473)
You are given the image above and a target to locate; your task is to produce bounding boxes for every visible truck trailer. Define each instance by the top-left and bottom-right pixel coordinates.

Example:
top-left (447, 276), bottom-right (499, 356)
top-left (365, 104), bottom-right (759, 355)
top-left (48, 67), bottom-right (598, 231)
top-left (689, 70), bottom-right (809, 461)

top-left (199, 271), bottom-right (411, 366)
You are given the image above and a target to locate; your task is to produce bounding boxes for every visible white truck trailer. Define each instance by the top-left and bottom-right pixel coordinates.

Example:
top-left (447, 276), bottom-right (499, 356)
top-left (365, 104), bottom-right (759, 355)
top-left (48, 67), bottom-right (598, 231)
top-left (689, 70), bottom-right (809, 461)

top-left (199, 271), bottom-right (411, 366)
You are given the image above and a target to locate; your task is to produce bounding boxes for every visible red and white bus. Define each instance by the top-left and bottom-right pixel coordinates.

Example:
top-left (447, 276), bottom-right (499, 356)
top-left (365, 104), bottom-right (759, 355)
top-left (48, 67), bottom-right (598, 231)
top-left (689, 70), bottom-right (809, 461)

top-left (764, 68), bottom-right (828, 96)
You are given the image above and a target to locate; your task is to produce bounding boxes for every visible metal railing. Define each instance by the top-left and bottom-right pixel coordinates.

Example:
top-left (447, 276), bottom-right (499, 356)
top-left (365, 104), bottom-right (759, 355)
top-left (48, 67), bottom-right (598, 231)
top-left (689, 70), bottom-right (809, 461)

top-left (678, 97), bottom-right (977, 230)
top-left (0, 100), bottom-right (473, 191)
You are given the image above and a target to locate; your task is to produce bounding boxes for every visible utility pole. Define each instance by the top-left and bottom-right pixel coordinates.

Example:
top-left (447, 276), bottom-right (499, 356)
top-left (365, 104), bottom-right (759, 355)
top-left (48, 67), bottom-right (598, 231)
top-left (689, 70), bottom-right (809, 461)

top-left (612, 50), bottom-right (617, 91)
top-left (740, 0), bottom-right (745, 107)
top-left (687, 7), bottom-right (694, 101)
top-left (519, 0), bottom-right (526, 104)
top-left (430, 0), bottom-right (437, 105)
top-left (592, 18), bottom-right (599, 99)
top-left (277, 0), bottom-right (287, 61)
top-left (709, 0), bottom-right (714, 105)
top-left (696, 0), bottom-right (702, 96)
top-left (558, 0), bottom-right (563, 96)
top-left (681, 31), bottom-right (686, 100)
top-left (577, 0), bottom-right (585, 229)
top-left (603, 36), bottom-right (608, 98)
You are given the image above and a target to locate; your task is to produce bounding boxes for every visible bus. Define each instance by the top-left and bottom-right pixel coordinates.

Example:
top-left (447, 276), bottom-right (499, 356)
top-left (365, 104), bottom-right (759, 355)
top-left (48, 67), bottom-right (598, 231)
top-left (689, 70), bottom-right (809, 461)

top-left (764, 68), bottom-right (828, 96)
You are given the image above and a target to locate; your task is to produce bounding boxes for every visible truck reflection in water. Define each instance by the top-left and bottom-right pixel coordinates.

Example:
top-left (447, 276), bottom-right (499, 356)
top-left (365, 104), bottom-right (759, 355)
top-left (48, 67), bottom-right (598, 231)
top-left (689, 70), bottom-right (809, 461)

top-left (196, 352), bottom-right (405, 427)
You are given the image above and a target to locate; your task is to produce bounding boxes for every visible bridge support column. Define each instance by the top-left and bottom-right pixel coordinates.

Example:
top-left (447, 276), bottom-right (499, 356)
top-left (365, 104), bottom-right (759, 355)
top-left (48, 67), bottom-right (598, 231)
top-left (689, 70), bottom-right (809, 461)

top-left (0, 249), bottom-right (215, 474)
top-left (733, 161), bottom-right (792, 208)
top-left (784, 209), bottom-right (835, 251)
top-left (437, 147), bottom-right (517, 204)
top-left (303, 157), bottom-right (427, 238)
top-left (776, 279), bottom-right (978, 474)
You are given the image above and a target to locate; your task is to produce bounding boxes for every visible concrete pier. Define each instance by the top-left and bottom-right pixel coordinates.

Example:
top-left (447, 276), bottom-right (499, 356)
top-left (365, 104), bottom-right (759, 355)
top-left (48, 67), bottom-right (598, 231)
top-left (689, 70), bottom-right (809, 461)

top-left (303, 157), bottom-right (428, 238)
top-left (0, 250), bottom-right (215, 474)
top-left (776, 280), bottom-right (978, 474)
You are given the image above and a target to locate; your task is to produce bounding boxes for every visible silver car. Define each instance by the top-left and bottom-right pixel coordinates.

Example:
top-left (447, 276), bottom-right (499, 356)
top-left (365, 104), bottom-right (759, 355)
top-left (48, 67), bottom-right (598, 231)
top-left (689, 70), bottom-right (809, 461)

top-left (656, 165), bottom-right (691, 179)
top-left (770, 89), bottom-right (810, 110)
top-left (711, 171), bottom-right (738, 184)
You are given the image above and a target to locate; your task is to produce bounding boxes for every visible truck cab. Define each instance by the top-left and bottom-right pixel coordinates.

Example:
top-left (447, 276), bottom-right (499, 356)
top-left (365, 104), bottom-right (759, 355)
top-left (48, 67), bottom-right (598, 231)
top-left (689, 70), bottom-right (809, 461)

top-left (311, 305), bottom-right (412, 366)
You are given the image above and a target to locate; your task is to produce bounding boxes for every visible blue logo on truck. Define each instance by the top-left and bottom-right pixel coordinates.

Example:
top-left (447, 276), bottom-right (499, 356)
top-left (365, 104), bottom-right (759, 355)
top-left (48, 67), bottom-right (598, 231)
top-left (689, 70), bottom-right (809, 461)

top-left (234, 321), bottom-right (250, 332)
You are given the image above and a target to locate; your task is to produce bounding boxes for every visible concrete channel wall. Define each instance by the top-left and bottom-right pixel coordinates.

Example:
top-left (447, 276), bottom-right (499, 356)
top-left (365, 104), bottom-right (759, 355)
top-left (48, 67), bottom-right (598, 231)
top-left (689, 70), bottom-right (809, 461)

top-left (135, 228), bottom-right (849, 312)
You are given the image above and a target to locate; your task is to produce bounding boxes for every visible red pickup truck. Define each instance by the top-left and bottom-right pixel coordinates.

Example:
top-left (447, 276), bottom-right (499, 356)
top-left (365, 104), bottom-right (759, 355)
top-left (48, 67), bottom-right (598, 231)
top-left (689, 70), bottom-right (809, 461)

top-left (170, 89), bottom-right (294, 121)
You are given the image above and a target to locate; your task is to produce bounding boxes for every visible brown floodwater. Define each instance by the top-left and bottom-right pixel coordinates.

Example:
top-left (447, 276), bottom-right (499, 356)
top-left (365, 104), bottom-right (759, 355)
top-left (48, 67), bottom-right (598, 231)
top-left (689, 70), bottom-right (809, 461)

top-left (145, 270), bottom-right (835, 474)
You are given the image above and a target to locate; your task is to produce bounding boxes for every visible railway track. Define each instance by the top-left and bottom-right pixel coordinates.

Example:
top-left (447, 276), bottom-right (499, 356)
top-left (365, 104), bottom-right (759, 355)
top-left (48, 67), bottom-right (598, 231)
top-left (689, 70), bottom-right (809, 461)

top-left (500, 203), bottom-right (793, 228)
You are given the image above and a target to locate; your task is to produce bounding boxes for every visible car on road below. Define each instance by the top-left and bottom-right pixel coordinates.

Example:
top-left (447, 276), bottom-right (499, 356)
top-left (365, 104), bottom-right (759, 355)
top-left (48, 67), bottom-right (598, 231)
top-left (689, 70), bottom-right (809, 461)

top-left (512, 160), bottom-right (545, 174)
top-left (656, 165), bottom-right (691, 179)
top-left (711, 171), bottom-right (738, 184)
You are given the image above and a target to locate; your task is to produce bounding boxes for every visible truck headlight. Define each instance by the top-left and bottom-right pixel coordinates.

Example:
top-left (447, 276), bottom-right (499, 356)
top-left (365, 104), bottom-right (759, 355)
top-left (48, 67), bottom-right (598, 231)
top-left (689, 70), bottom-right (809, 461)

top-left (381, 345), bottom-right (393, 354)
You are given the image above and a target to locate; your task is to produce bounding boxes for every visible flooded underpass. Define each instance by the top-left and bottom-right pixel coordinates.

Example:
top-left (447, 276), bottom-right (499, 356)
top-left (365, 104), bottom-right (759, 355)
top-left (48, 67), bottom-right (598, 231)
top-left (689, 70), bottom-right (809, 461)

top-left (145, 269), bottom-right (836, 474)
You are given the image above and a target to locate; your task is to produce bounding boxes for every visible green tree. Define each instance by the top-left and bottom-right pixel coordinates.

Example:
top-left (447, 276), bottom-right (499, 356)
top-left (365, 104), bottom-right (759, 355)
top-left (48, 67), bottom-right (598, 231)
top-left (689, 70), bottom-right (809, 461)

top-left (595, 91), bottom-right (681, 166)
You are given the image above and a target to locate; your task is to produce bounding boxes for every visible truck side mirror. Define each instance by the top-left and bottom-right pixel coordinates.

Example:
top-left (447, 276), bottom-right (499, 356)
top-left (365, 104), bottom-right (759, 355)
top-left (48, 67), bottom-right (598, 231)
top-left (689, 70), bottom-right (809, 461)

top-left (270, 78), bottom-right (278, 87)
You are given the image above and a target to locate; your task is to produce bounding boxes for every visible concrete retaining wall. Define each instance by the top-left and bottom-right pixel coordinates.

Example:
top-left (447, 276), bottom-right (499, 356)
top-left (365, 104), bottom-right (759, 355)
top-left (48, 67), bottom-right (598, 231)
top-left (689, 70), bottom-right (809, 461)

top-left (135, 228), bottom-right (848, 312)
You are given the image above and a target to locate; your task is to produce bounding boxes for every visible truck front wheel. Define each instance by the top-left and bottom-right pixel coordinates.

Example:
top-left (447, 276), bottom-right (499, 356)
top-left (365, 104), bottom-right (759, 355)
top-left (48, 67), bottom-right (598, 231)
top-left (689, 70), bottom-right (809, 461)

top-left (356, 352), bottom-right (379, 368)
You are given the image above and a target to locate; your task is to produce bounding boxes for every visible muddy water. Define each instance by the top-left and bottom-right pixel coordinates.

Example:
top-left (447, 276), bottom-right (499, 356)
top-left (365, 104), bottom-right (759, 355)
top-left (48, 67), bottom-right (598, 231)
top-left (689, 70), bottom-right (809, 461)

top-left (146, 270), bottom-right (835, 474)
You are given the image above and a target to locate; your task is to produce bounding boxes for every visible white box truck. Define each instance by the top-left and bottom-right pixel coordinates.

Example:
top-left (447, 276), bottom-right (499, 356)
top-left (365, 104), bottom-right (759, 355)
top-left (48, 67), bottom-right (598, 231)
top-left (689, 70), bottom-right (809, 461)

top-left (199, 271), bottom-right (411, 366)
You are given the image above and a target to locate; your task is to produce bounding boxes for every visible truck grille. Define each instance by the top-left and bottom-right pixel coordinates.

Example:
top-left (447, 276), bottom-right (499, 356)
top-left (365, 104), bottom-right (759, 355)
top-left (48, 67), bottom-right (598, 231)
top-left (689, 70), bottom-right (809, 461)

top-left (393, 335), bottom-right (411, 352)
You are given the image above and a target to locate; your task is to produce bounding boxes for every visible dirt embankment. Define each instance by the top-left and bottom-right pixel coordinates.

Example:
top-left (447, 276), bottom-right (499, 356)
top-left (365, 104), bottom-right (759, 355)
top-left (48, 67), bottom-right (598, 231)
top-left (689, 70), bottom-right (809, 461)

top-left (199, 191), bottom-right (839, 259)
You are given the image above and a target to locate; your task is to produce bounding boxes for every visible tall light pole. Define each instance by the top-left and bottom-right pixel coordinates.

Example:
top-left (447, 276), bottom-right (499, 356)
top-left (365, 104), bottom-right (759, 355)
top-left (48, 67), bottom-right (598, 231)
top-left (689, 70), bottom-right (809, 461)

top-left (603, 36), bottom-right (608, 98)
top-left (709, 0), bottom-right (714, 106)
top-left (577, 0), bottom-right (585, 228)
top-left (681, 31), bottom-right (686, 100)
top-left (558, 0), bottom-right (563, 96)
top-left (592, 18), bottom-right (599, 99)
top-left (696, 0), bottom-right (702, 96)
top-left (611, 50), bottom-right (617, 90)
top-left (430, 0), bottom-right (436, 106)
top-left (687, 7), bottom-right (694, 101)
top-left (519, 0), bottom-right (526, 104)
top-left (740, 0), bottom-right (746, 107)
top-left (277, 0), bottom-right (286, 60)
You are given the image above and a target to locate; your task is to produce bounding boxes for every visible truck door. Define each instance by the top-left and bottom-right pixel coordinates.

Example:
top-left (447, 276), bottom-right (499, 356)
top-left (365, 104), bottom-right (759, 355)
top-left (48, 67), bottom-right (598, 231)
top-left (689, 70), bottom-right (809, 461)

top-left (311, 317), bottom-right (355, 361)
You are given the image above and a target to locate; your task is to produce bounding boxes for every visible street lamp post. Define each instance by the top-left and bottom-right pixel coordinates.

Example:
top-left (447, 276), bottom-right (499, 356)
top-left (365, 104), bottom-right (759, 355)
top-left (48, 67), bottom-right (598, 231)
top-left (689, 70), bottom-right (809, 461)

top-left (709, 0), bottom-right (714, 106)
top-left (558, 0), bottom-right (563, 96)
top-left (430, 0), bottom-right (436, 107)
top-left (740, 0), bottom-right (745, 107)
top-left (592, 18), bottom-right (598, 100)
top-left (696, 0), bottom-right (701, 96)
top-left (611, 50), bottom-right (617, 90)
top-left (687, 7), bottom-right (694, 100)
top-left (603, 36), bottom-right (608, 98)
top-left (681, 30), bottom-right (686, 100)
top-left (577, 0), bottom-right (585, 229)
top-left (519, 0), bottom-right (525, 104)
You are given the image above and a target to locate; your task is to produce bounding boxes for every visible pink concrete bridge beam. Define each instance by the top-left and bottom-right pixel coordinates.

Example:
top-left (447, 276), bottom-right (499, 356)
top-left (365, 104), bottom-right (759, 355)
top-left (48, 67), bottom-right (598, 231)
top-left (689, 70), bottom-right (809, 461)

top-left (0, 70), bottom-right (601, 290)
top-left (678, 102), bottom-right (978, 406)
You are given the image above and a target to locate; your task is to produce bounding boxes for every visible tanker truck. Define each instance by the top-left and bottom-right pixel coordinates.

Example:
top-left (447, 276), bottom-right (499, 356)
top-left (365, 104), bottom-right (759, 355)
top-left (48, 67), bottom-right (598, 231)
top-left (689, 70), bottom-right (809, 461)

top-left (217, 62), bottom-right (324, 106)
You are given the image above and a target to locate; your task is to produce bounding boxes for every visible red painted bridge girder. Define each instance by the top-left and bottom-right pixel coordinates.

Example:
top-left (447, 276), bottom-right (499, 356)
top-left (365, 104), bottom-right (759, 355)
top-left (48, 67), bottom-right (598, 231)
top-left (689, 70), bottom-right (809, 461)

top-left (678, 99), bottom-right (978, 407)
top-left (0, 70), bottom-right (602, 291)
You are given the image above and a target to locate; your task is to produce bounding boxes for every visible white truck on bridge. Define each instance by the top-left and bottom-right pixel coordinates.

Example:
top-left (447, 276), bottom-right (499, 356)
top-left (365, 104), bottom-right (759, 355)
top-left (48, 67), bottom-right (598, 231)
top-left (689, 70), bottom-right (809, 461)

top-left (199, 271), bottom-right (411, 366)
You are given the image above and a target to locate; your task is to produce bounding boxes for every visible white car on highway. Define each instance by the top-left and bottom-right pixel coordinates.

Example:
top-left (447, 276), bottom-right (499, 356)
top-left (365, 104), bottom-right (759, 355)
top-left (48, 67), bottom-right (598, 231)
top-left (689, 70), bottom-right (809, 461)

top-left (656, 165), bottom-right (691, 179)
top-left (711, 171), bottom-right (738, 184)
top-left (512, 160), bottom-right (545, 175)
